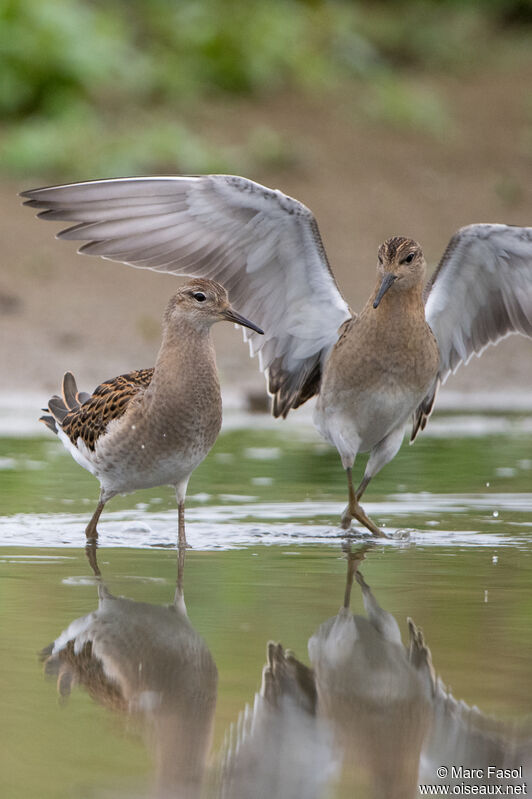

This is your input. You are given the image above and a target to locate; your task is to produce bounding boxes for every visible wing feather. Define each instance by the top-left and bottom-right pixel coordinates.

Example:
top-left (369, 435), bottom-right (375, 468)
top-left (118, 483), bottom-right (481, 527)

top-left (22, 175), bottom-right (350, 415)
top-left (412, 224), bottom-right (532, 439)
top-left (425, 224), bottom-right (532, 384)
top-left (60, 369), bottom-right (153, 451)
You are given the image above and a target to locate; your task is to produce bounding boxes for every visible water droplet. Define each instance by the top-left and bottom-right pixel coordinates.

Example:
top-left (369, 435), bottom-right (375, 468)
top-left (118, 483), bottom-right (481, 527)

top-left (131, 424), bottom-right (136, 430)
top-left (484, 590), bottom-right (489, 603)
top-left (492, 555), bottom-right (498, 564)
top-left (486, 481), bottom-right (490, 487)
top-left (141, 444), bottom-right (145, 449)
top-left (492, 510), bottom-right (499, 518)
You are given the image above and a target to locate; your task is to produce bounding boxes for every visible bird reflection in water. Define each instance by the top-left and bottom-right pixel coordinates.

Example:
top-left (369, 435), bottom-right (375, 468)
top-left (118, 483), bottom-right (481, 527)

top-left (40, 543), bottom-right (532, 799)
top-left (308, 545), bottom-right (532, 798)
top-left (41, 545), bottom-right (217, 799)
top-left (219, 545), bottom-right (532, 798)
top-left (309, 546), bottom-right (433, 798)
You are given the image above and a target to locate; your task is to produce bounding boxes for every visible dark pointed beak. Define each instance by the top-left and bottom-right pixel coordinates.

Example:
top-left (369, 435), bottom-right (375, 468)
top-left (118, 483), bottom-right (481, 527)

top-left (223, 307), bottom-right (264, 335)
top-left (373, 273), bottom-right (397, 309)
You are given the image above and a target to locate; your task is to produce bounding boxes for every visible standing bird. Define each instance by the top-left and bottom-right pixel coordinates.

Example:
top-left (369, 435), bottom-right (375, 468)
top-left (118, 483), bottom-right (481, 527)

top-left (22, 176), bottom-right (532, 537)
top-left (40, 278), bottom-right (263, 558)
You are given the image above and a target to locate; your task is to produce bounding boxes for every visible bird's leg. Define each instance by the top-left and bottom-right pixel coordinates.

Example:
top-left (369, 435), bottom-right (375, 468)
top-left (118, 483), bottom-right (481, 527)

top-left (355, 474), bottom-right (371, 502)
top-left (341, 467), bottom-right (357, 530)
top-left (84, 499), bottom-right (105, 577)
top-left (175, 478), bottom-right (190, 550)
top-left (343, 546), bottom-right (366, 608)
top-left (175, 540), bottom-right (186, 606)
top-left (177, 500), bottom-right (187, 549)
top-left (174, 500), bottom-right (188, 613)
top-left (341, 468), bottom-right (387, 538)
top-left (342, 542), bottom-right (371, 609)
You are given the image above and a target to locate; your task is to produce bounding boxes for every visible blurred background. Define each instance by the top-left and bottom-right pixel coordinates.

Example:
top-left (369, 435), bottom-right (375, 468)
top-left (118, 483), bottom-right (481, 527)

top-left (2, 0), bottom-right (532, 410)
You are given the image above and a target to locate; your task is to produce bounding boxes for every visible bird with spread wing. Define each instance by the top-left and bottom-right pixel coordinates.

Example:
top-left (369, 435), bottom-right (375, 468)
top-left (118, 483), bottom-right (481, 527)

top-left (22, 175), bottom-right (532, 537)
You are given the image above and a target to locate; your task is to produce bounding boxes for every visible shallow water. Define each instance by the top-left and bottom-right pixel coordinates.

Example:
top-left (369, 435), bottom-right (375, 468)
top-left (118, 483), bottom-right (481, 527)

top-left (1, 417), bottom-right (532, 798)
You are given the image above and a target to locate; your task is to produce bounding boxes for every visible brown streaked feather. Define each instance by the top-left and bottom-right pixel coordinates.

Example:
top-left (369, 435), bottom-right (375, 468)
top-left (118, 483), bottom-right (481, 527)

top-left (411, 379), bottom-right (439, 443)
top-left (41, 639), bottom-right (127, 711)
top-left (39, 414), bottom-right (58, 434)
top-left (268, 315), bottom-right (357, 418)
top-left (48, 395), bottom-right (68, 422)
top-left (380, 236), bottom-right (414, 263)
top-left (62, 372), bottom-right (79, 411)
top-left (263, 641), bottom-right (317, 714)
top-left (269, 355), bottom-right (322, 419)
top-left (59, 368), bottom-right (154, 450)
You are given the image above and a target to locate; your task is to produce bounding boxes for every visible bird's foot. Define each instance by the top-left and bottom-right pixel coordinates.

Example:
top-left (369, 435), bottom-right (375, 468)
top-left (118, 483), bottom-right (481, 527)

top-left (341, 501), bottom-right (389, 539)
top-left (341, 505), bottom-right (353, 530)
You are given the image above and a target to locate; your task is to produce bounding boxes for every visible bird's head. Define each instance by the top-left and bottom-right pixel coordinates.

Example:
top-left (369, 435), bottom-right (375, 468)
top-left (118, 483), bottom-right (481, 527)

top-left (164, 278), bottom-right (264, 334)
top-left (373, 237), bottom-right (426, 308)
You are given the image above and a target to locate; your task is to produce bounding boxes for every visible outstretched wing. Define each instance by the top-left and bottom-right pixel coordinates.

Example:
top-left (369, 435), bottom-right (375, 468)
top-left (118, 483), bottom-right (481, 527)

top-left (412, 223), bottom-right (532, 440)
top-left (22, 175), bottom-right (351, 417)
top-left (425, 223), bottom-right (532, 380)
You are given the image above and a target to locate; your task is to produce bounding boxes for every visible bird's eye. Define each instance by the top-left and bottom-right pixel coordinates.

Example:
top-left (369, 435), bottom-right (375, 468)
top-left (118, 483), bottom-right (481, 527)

top-left (402, 253), bottom-right (415, 264)
top-left (193, 292), bottom-right (206, 302)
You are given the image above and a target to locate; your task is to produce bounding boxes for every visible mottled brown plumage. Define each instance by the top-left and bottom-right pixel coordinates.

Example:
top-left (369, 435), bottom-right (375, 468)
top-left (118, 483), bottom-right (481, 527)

top-left (41, 279), bottom-right (263, 556)
top-left (61, 368), bottom-right (154, 450)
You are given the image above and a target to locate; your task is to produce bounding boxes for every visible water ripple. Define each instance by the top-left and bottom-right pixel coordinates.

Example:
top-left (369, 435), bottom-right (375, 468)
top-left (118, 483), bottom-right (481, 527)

top-left (0, 493), bottom-right (530, 551)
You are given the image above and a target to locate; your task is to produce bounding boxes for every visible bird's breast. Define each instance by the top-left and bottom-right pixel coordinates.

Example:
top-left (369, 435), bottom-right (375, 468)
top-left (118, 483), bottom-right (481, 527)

top-left (317, 316), bottom-right (439, 452)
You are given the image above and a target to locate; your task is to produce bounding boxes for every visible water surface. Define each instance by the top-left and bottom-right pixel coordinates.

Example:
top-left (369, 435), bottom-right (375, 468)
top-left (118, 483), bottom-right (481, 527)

top-left (1, 417), bottom-right (531, 798)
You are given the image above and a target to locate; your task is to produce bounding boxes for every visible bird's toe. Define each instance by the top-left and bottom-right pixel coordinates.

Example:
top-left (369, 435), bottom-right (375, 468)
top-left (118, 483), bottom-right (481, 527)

top-left (340, 506), bottom-right (353, 530)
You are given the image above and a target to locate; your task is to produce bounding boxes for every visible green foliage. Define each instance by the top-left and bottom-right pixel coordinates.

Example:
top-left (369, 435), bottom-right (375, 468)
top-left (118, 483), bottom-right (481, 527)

top-left (361, 74), bottom-right (450, 135)
top-left (0, 0), bottom-right (380, 177)
top-left (0, 0), bottom-right (530, 178)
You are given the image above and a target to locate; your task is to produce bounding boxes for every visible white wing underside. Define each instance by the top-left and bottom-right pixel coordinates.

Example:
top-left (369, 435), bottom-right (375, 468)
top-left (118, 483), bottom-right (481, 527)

top-left (22, 175), bottom-right (350, 416)
top-left (412, 223), bottom-right (532, 440)
top-left (425, 223), bottom-right (532, 383)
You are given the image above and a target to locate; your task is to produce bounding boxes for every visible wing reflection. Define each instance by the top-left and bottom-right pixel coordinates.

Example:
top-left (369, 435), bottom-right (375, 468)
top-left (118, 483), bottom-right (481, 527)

top-left (41, 546), bottom-right (217, 799)
top-left (308, 547), bottom-right (532, 798)
top-left (419, 627), bottom-right (532, 790)
top-left (215, 641), bottom-right (337, 799)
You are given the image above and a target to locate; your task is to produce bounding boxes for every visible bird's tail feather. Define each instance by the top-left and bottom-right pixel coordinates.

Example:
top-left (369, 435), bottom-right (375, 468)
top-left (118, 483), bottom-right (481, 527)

top-left (40, 372), bottom-right (85, 433)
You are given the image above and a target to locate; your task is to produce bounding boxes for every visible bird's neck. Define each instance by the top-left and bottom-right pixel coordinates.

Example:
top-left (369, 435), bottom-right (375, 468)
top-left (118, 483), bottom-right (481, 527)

top-left (368, 281), bottom-right (425, 323)
top-left (148, 320), bottom-right (219, 402)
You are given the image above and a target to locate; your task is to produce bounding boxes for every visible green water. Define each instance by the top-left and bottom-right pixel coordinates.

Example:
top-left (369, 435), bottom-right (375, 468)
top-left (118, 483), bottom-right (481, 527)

top-left (1, 420), bottom-right (532, 798)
